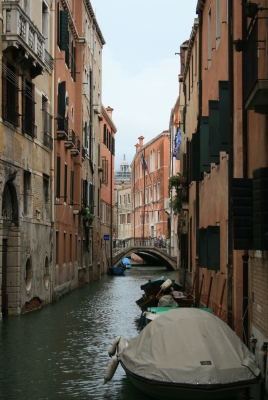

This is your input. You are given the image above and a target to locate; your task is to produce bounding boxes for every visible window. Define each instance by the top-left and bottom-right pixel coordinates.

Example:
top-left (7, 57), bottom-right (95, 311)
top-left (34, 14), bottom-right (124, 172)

top-left (139, 190), bottom-right (142, 206)
top-left (42, 96), bottom-right (53, 149)
top-left (2, 58), bottom-right (19, 126)
top-left (22, 78), bottom-right (36, 137)
top-left (158, 151), bottom-right (160, 169)
top-left (216, 0), bottom-right (221, 49)
top-left (127, 213), bottom-right (131, 223)
top-left (64, 163), bottom-right (67, 203)
top-left (43, 174), bottom-right (49, 220)
top-left (70, 233), bottom-right (73, 263)
top-left (57, 3), bottom-right (68, 51)
top-left (150, 149), bottom-right (155, 172)
top-left (157, 182), bottom-right (160, 201)
top-left (71, 41), bottom-right (76, 81)
top-left (70, 170), bottom-right (74, 206)
top-left (127, 193), bottom-right (130, 204)
top-left (24, 171), bottom-right (31, 216)
top-left (153, 183), bottom-right (156, 201)
top-left (42, 2), bottom-right (49, 51)
top-left (208, 7), bottom-right (212, 68)
top-left (56, 155), bottom-right (61, 199)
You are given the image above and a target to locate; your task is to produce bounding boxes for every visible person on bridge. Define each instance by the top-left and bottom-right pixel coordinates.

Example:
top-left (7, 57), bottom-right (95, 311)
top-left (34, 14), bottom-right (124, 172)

top-left (158, 234), bottom-right (163, 248)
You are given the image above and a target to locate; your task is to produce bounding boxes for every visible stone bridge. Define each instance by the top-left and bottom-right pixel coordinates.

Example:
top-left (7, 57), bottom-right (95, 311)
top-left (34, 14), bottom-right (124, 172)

top-left (112, 237), bottom-right (177, 271)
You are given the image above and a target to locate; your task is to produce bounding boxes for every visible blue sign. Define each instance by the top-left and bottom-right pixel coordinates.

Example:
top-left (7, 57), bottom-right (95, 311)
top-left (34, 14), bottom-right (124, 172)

top-left (104, 234), bottom-right (110, 241)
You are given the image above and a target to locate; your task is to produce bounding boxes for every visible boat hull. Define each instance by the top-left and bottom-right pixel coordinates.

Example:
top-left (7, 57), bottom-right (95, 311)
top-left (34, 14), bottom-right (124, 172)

top-left (108, 266), bottom-right (125, 275)
top-left (122, 366), bottom-right (257, 400)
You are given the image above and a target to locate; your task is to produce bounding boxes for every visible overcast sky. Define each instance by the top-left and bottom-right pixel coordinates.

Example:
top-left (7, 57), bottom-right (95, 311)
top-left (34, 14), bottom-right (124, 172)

top-left (90, 0), bottom-right (198, 170)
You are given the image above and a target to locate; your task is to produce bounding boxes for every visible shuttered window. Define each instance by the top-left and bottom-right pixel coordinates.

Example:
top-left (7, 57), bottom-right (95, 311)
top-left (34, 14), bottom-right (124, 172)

top-left (200, 116), bottom-right (210, 173)
top-left (199, 226), bottom-right (220, 270)
top-left (70, 170), bottom-right (74, 206)
top-left (57, 3), bottom-right (68, 51)
top-left (199, 228), bottom-right (208, 269)
top-left (56, 155), bottom-right (61, 198)
top-left (57, 81), bottom-right (66, 129)
top-left (191, 131), bottom-right (203, 181)
top-left (64, 163), bottom-right (67, 203)
top-left (219, 81), bottom-right (230, 152)
top-left (209, 100), bottom-right (220, 164)
top-left (253, 167), bottom-right (268, 250)
top-left (232, 178), bottom-right (253, 250)
top-left (2, 58), bottom-right (19, 126)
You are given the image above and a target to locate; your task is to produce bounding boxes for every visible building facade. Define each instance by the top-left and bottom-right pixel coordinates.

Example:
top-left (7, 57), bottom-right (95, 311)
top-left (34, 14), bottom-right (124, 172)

top-left (100, 105), bottom-right (116, 273)
top-left (131, 134), bottom-right (170, 244)
top-left (1, 0), bottom-right (54, 317)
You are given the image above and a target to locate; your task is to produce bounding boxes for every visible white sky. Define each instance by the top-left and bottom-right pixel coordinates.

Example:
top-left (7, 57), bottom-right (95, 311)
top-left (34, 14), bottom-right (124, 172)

top-left (91, 0), bottom-right (198, 170)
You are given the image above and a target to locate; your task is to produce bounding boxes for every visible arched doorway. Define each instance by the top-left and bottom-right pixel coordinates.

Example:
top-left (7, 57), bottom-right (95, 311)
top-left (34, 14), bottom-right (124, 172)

top-left (1, 179), bottom-right (20, 317)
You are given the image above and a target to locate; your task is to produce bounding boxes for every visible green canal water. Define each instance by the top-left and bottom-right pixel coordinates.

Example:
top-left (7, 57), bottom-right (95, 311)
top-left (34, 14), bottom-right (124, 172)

top-left (0, 267), bottom-right (266, 400)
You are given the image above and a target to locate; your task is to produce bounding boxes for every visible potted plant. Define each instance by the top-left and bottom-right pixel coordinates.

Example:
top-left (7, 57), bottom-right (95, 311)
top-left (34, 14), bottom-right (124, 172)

top-left (80, 206), bottom-right (94, 224)
top-left (98, 167), bottom-right (104, 172)
top-left (169, 172), bottom-right (187, 190)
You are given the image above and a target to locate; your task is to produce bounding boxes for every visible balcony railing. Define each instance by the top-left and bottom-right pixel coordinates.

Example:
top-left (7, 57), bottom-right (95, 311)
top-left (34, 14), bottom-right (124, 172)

top-left (2, 2), bottom-right (48, 75)
top-left (57, 117), bottom-right (68, 139)
top-left (43, 131), bottom-right (53, 150)
top-left (71, 136), bottom-right (81, 157)
top-left (65, 130), bottom-right (75, 149)
top-left (44, 49), bottom-right (54, 71)
top-left (2, 104), bottom-right (19, 127)
top-left (22, 117), bottom-right (37, 138)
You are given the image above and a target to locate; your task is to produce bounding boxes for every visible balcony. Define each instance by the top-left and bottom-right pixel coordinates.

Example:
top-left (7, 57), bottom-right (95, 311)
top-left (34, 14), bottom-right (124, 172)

top-left (2, 2), bottom-right (52, 77)
top-left (57, 117), bottom-right (68, 140)
top-left (243, 19), bottom-right (268, 114)
top-left (43, 131), bottom-right (53, 150)
top-left (22, 116), bottom-right (37, 138)
top-left (65, 130), bottom-right (75, 149)
top-left (70, 137), bottom-right (81, 157)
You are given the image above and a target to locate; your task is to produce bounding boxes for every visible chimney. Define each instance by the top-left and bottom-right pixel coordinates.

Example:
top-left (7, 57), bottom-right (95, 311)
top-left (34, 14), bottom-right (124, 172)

top-left (135, 143), bottom-right (140, 153)
top-left (106, 106), bottom-right (114, 119)
top-left (138, 135), bottom-right (144, 147)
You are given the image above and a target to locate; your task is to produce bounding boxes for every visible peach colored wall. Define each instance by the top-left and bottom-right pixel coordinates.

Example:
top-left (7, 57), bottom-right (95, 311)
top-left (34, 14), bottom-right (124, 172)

top-left (132, 133), bottom-right (170, 240)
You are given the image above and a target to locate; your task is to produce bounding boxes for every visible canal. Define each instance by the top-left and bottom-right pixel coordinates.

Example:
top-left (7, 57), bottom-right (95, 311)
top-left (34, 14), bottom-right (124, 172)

top-left (0, 266), bottom-right (266, 400)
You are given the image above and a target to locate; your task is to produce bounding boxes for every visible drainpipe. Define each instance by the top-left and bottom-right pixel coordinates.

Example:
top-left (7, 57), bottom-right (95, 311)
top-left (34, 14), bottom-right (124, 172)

top-left (242, 0), bottom-right (249, 347)
top-left (227, 0), bottom-right (234, 329)
top-left (195, 5), bottom-right (203, 308)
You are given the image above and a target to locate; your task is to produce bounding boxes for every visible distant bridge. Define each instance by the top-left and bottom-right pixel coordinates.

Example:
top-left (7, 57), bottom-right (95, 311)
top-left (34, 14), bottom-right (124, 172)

top-left (112, 237), bottom-right (177, 271)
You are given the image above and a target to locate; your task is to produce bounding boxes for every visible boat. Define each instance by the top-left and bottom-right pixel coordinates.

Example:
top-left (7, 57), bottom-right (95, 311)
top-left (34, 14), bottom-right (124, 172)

top-left (140, 275), bottom-right (183, 296)
top-left (104, 308), bottom-right (260, 400)
top-left (107, 263), bottom-right (126, 276)
top-left (122, 257), bottom-right (131, 269)
top-left (171, 291), bottom-right (195, 307)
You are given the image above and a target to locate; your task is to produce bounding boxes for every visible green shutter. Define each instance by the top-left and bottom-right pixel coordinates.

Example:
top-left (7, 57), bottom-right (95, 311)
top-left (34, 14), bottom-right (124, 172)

top-left (219, 81), bottom-right (229, 152)
top-left (253, 168), bottom-right (268, 250)
top-left (103, 124), bottom-right (107, 145)
top-left (65, 32), bottom-right (70, 68)
top-left (58, 81), bottom-right (66, 122)
top-left (199, 228), bottom-right (208, 269)
top-left (232, 178), bottom-right (253, 250)
top-left (191, 131), bottom-right (203, 181)
top-left (89, 183), bottom-right (94, 214)
top-left (207, 226), bottom-right (220, 270)
top-left (112, 137), bottom-right (115, 156)
top-left (98, 143), bottom-right (100, 166)
top-left (200, 116), bottom-right (210, 173)
top-left (209, 100), bottom-right (220, 164)
top-left (56, 155), bottom-right (61, 198)
top-left (72, 46), bottom-right (76, 81)
top-left (64, 163), bottom-right (67, 203)
top-left (70, 170), bottom-right (74, 206)
top-left (60, 10), bottom-right (69, 51)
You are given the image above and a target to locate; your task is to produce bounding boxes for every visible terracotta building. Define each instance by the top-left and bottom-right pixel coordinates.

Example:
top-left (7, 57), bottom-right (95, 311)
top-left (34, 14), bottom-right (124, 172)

top-left (100, 105), bottom-right (116, 274)
top-left (174, 1), bottom-right (268, 377)
top-left (131, 134), bottom-right (170, 244)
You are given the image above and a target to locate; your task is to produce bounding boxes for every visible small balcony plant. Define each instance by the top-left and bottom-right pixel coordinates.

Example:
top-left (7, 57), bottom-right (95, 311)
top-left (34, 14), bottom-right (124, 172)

top-left (80, 206), bottom-right (94, 224)
top-left (169, 172), bottom-right (187, 190)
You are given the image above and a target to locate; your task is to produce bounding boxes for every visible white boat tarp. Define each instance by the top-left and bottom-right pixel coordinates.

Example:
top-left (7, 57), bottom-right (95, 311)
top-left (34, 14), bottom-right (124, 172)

top-left (118, 308), bottom-right (260, 385)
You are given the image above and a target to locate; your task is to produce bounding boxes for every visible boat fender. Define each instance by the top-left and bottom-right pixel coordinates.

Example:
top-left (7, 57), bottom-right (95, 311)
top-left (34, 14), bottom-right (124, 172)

top-left (108, 336), bottom-right (121, 357)
top-left (104, 355), bottom-right (119, 384)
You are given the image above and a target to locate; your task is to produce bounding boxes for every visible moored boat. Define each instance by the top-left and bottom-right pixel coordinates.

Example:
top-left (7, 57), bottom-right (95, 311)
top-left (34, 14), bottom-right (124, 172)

top-left (104, 308), bottom-right (260, 400)
top-left (108, 263), bottom-right (126, 276)
top-left (140, 275), bottom-right (183, 296)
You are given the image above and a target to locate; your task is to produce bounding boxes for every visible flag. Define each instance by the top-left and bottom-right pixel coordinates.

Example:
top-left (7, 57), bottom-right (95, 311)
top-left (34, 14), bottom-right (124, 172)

top-left (175, 127), bottom-right (181, 160)
top-left (141, 153), bottom-right (148, 171)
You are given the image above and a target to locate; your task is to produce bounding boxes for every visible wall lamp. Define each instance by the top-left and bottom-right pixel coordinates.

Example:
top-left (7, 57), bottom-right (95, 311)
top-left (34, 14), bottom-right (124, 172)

top-left (233, 38), bottom-right (245, 52)
top-left (243, 2), bottom-right (268, 18)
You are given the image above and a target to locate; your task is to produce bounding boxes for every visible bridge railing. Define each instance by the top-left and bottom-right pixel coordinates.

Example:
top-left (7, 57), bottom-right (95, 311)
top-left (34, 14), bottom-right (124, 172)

top-left (112, 237), bottom-right (172, 257)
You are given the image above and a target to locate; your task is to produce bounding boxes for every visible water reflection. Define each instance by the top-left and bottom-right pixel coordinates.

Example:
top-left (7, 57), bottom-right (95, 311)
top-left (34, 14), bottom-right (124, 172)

top-left (0, 267), bottom-right (266, 399)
